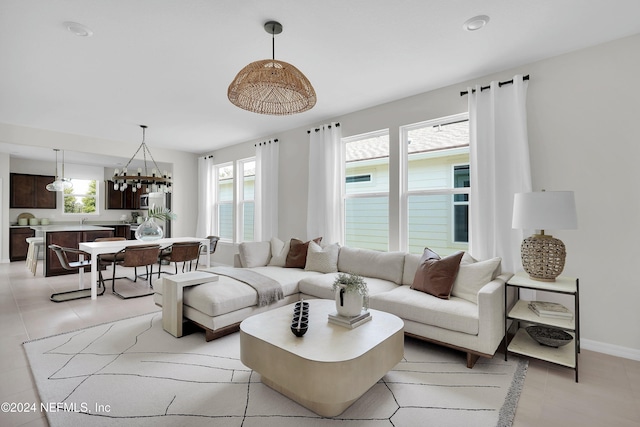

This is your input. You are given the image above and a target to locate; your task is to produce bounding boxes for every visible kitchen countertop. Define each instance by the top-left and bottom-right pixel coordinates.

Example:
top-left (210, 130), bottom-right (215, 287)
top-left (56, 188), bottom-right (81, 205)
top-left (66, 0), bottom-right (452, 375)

top-left (29, 225), bottom-right (115, 232)
top-left (10, 222), bottom-right (134, 228)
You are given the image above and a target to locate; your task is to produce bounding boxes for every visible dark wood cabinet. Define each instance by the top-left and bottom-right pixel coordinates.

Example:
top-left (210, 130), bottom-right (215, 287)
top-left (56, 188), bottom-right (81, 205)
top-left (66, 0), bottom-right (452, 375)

top-left (105, 181), bottom-right (145, 209)
top-left (10, 173), bottom-right (57, 209)
top-left (9, 227), bottom-right (36, 261)
top-left (45, 229), bottom-right (114, 276)
top-left (113, 224), bottom-right (131, 239)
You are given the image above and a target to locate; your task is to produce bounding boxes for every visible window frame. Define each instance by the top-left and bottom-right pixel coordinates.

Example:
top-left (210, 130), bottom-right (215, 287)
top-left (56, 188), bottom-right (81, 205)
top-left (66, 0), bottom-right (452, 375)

top-left (61, 178), bottom-right (100, 216)
top-left (214, 162), bottom-right (234, 242)
top-left (452, 163), bottom-right (470, 244)
top-left (342, 129), bottom-right (390, 251)
top-left (213, 157), bottom-right (256, 243)
top-left (236, 157), bottom-right (256, 243)
top-left (400, 112), bottom-right (470, 254)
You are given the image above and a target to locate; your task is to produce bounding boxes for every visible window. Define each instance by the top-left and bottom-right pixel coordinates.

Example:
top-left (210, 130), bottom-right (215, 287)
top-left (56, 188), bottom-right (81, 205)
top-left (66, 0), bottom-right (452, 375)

top-left (238, 159), bottom-right (255, 242)
top-left (453, 165), bottom-right (470, 243)
top-left (213, 158), bottom-right (256, 243)
top-left (402, 114), bottom-right (470, 255)
top-left (343, 130), bottom-right (389, 251)
top-left (215, 163), bottom-right (234, 241)
top-left (345, 174), bottom-right (371, 184)
top-left (63, 179), bottom-right (98, 214)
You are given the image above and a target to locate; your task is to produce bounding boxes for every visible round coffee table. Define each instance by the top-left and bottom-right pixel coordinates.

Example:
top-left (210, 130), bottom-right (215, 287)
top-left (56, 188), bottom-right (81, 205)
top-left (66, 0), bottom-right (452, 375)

top-left (240, 299), bottom-right (404, 417)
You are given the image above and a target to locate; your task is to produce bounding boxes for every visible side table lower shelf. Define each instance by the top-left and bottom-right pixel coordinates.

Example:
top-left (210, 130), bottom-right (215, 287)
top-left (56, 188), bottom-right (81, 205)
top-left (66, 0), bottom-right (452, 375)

top-left (508, 328), bottom-right (577, 380)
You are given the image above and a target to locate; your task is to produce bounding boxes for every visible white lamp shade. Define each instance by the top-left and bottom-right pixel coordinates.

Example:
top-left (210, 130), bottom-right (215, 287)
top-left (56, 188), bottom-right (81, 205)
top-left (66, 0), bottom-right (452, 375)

top-left (512, 191), bottom-right (577, 231)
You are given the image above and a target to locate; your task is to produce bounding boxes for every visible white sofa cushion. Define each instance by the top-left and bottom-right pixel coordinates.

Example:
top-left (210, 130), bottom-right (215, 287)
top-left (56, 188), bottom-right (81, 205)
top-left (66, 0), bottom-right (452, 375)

top-left (268, 237), bottom-right (290, 267)
top-left (402, 253), bottom-right (421, 286)
top-left (154, 267), bottom-right (320, 317)
top-left (299, 273), bottom-right (399, 300)
top-left (248, 266), bottom-right (322, 296)
top-left (338, 247), bottom-right (405, 285)
top-left (156, 276), bottom-right (259, 317)
top-left (451, 257), bottom-right (502, 304)
top-left (370, 286), bottom-right (479, 335)
top-left (238, 241), bottom-right (271, 267)
top-left (305, 242), bottom-right (340, 273)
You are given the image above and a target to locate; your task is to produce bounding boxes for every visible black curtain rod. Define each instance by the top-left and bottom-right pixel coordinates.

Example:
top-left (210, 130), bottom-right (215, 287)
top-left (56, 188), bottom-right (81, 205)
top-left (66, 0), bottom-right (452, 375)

top-left (460, 75), bottom-right (530, 96)
top-left (201, 154), bottom-right (213, 159)
top-left (255, 138), bottom-right (278, 147)
top-left (307, 122), bottom-right (341, 134)
top-left (432, 118), bottom-right (468, 129)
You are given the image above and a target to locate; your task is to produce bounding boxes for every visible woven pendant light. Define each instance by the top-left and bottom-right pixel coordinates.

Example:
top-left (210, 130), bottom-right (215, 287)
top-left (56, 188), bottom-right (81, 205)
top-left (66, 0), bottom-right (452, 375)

top-left (228, 21), bottom-right (316, 115)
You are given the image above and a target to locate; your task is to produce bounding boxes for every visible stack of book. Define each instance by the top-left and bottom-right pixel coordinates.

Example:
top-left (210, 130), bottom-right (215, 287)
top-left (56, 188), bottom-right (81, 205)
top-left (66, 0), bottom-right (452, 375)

top-left (328, 311), bottom-right (372, 329)
top-left (528, 301), bottom-right (573, 320)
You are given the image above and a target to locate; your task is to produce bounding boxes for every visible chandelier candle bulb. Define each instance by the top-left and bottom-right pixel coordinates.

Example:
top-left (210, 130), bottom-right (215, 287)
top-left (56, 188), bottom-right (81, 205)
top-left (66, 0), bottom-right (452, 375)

top-left (114, 125), bottom-right (172, 193)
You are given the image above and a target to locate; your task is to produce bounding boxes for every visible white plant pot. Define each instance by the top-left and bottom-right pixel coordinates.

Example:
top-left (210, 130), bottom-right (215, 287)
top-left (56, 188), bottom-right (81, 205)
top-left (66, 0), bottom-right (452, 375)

top-left (335, 286), bottom-right (363, 317)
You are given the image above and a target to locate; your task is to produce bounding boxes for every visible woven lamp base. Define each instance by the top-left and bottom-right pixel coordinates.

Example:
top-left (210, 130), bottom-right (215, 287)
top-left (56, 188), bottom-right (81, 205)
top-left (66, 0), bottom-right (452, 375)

top-left (520, 234), bottom-right (566, 282)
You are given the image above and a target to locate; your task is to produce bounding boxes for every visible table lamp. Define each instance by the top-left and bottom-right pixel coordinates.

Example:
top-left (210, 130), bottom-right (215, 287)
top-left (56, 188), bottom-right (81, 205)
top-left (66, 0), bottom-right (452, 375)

top-left (512, 190), bottom-right (577, 281)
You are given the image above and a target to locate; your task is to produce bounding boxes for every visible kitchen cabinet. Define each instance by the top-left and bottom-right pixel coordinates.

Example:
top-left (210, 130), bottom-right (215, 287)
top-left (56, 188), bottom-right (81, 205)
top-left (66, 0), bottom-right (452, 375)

top-left (105, 181), bottom-right (146, 210)
top-left (45, 229), bottom-right (114, 276)
top-left (94, 224), bottom-right (131, 239)
top-left (10, 173), bottom-right (57, 209)
top-left (9, 227), bottom-right (36, 261)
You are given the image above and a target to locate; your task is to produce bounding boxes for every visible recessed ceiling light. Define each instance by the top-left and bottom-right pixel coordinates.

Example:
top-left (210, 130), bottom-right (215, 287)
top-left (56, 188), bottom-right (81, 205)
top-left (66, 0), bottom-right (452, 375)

top-left (63, 21), bottom-right (93, 37)
top-left (463, 15), bottom-right (490, 32)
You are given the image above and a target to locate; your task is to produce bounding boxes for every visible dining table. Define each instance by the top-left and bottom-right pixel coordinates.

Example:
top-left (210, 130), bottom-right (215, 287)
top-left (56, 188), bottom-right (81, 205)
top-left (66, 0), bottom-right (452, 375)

top-left (78, 237), bottom-right (211, 300)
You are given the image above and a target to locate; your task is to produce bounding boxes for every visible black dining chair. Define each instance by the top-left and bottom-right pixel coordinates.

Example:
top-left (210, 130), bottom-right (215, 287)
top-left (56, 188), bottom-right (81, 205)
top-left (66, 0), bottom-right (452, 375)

top-left (206, 236), bottom-right (220, 254)
top-left (49, 244), bottom-right (104, 302)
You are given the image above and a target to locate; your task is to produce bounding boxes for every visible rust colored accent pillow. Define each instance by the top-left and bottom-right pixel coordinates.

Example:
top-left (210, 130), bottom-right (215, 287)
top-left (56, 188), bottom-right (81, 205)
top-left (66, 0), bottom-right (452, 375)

top-left (411, 248), bottom-right (464, 299)
top-left (285, 237), bottom-right (322, 268)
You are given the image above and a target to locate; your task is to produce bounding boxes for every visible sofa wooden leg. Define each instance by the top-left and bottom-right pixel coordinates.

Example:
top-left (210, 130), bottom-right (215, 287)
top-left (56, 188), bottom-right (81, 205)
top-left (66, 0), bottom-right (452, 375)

top-left (466, 352), bottom-right (480, 368)
top-left (202, 323), bottom-right (240, 342)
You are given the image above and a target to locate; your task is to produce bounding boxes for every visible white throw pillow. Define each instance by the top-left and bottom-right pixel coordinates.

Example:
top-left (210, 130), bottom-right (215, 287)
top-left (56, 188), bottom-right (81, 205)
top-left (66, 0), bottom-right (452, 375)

top-left (305, 241), bottom-right (340, 273)
top-left (268, 237), bottom-right (290, 267)
top-left (238, 241), bottom-right (271, 268)
top-left (451, 257), bottom-right (502, 304)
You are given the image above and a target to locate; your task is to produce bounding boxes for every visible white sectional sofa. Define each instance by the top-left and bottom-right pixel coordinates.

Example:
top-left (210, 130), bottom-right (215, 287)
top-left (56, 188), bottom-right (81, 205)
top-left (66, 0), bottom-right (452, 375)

top-left (153, 239), bottom-right (511, 368)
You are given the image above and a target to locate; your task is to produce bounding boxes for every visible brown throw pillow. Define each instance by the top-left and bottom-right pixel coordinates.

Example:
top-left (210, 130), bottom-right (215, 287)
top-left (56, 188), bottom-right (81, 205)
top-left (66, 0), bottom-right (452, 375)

top-left (411, 248), bottom-right (464, 299)
top-left (285, 237), bottom-right (322, 268)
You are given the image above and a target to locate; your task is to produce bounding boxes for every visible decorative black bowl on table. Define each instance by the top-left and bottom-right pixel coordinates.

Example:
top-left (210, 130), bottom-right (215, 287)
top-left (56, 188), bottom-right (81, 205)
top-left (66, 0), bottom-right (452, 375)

top-left (291, 302), bottom-right (310, 337)
top-left (526, 326), bottom-right (573, 347)
top-left (291, 320), bottom-right (309, 337)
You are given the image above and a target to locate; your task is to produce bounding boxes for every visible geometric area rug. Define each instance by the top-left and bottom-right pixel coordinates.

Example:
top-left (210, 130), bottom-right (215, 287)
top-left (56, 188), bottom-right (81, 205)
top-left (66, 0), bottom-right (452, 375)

top-left (23, 312), bottom-right (527, 427)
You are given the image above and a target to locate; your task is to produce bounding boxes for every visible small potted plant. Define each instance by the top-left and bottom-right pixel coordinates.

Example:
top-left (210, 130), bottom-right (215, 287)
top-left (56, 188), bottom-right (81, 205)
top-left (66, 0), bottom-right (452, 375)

top-left (332, 273), bottom-right (369, 317)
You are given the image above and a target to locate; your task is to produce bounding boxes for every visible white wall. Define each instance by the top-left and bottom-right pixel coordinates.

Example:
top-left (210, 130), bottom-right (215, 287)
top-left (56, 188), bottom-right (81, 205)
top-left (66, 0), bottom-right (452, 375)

top-left (210, 33), bottom-right (640, 358)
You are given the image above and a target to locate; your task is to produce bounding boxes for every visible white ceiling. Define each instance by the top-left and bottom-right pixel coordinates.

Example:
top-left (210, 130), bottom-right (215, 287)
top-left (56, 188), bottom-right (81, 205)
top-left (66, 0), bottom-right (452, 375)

top-left (1, 0), bottom-right (640, 162)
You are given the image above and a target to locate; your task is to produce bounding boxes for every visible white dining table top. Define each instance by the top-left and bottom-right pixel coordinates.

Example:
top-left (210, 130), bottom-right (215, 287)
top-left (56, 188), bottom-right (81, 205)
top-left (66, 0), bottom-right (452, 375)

top-left (79, 236), bottom-right (208, 255)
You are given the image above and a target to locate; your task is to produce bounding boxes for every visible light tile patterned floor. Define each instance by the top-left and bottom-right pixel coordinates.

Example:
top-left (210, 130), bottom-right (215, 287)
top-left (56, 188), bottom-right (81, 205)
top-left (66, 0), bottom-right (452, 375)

top-left (0, 261), bottom-right (638, 426)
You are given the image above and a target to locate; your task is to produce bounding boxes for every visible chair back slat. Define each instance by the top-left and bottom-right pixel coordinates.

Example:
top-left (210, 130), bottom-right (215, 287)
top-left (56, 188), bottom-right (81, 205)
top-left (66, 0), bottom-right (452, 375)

top-left (48, 244), bottom-right (90, 270)
top-left (165, 242), bottom-right (201, 263)
top-left (123, 245), bottom-right (161, 267)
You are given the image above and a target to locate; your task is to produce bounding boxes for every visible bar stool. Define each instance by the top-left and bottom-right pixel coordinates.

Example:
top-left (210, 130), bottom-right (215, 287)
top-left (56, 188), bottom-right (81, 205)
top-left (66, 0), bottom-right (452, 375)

top-left (25, 237), bottom-right (44, 275)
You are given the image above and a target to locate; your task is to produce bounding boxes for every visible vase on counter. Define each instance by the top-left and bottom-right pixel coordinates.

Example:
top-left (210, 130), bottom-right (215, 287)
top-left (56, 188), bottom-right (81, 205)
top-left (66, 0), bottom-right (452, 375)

top-left (135, 217), bottom-right (163, 241)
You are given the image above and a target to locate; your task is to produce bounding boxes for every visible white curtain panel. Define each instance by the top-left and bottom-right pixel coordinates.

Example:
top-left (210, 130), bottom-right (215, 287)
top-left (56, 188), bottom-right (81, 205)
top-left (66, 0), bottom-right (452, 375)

top-left (307, 123), bottom-right (344, 243)
top-left (255, 140), bottom-right (279, 241)
top-left (468, 74), bottom-right (532, 273)
top-left (195, 156), bottom-right (215, 238)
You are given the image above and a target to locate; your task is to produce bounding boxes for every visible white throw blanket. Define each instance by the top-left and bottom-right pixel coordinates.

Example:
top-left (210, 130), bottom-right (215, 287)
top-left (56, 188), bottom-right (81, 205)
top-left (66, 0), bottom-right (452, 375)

top-left (210, 266), bottom-right (283, 306)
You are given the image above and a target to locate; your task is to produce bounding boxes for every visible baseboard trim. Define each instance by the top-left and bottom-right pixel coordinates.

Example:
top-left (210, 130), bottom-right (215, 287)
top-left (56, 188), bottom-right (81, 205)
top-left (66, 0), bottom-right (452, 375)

top-left (581, 338), bottom-right (640, 361)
